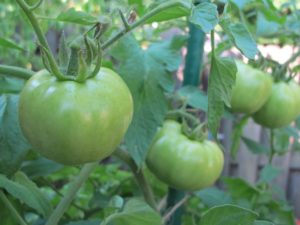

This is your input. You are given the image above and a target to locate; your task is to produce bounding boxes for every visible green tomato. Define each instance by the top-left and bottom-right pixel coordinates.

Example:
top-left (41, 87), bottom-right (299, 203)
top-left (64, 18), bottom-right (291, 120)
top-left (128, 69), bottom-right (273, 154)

top-left (19, 68), bottom-right (133, 165)
top-left (146, 120), bottom-right (224, 191)
top-left (253, 81), bottom-right (300, 128)
top-left (231, 61), bottom-right (273, 114)
top-left (289, 81), bottom-right (300, 116)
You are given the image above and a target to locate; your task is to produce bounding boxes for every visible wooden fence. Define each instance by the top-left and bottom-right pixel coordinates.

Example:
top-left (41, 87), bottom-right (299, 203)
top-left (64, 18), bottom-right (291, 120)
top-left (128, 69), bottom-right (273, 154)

top-left (221, 119), bottom-right (300, 218)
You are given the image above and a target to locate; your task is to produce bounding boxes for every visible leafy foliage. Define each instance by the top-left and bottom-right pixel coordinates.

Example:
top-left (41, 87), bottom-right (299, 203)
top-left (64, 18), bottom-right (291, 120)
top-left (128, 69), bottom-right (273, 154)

top-left (111, 34), bottom-right (184, 166)
top-left (208, 56), bottom-right (237, 137)
top-left (0, 95), bottom-right (30, 176)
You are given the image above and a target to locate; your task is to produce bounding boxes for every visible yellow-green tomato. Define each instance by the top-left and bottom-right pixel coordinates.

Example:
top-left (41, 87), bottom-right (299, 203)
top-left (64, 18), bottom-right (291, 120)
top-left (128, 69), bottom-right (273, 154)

top-left (19, 68), bottom-right (133, 165)
top-left (146, 120), bottom-right (224, 191)
top-left (253, 82), bottom-right (300, 128)
top-left (231, 61), bottom-right (273, 114)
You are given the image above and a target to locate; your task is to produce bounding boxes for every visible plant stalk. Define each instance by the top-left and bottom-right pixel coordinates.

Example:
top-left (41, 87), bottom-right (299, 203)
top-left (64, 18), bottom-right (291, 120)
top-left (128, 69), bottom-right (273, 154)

top-left (113, 149), bottom-right (157, 210)
top-left (102, 1), bottom-right (188, 50)
top-left (0, 65), bottom-right (34, 79)
top-left (0, 190), bottom-right (28, 225)
top-left (15, 0), bottom-right (68, 80)
top-left (45, 162), bottom-right (98, 225)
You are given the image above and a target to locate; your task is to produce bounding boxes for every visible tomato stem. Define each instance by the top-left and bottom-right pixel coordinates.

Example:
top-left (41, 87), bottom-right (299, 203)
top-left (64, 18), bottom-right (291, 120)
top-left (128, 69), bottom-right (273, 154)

top-left (268, 129), bottom-right (275, 164)
top-left (113, 149), bottom-right (157, 210)
top-left (0, 65), bottom-right (34, 79)
top-left (162, 194), bottom-right (189, 224)
top-left (210, 30), bottom-right (215, 56)
top-left (15, 0), bottom-right (71, 81)
top-left (167, 110), bottom-right (200, 126)
top-left (45, 162), bottom-right (98, 225)
top-left (102, 1), bottom-right (190, 50)
top-left (0, 190), bottom-right (28, 225)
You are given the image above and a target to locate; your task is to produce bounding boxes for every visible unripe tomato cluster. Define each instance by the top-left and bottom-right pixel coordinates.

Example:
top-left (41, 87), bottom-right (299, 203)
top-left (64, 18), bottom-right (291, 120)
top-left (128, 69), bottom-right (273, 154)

top-left (231, 61), bottom-right (300, 128)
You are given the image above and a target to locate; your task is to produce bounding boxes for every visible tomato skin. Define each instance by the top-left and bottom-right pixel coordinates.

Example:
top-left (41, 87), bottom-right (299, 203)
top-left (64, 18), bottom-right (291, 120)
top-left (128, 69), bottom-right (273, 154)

top-left (146, 120), bottom-right (224, 191)
top-left (19, 68), bottom-right (133, 165)
top-left (253, 82), bottom-right (300, 128)
top-left (289, 81), bottom-right (300, 116)
top-left (231, 61), bottom-right (273, 114)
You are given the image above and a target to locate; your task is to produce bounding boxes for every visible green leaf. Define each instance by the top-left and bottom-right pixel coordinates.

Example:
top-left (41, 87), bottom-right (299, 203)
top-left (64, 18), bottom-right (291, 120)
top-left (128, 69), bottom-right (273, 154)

top-left (230, 0), bottom-right (254, 9)
top-left (241, 137), bottom-right (270, 155)
top-left (200, 204), bottom-right (258, 225)
top-left (0, 77), bottom-right (25, 94)
top-left (148, 35), bottom-right (186, 92)
top-left (148, 35), bottom-right (187, 72)
top-left (257, 165), bottom-right (282, 185)
top-left (102, 199), bottom-right (161, 225)
top-left (223, 177), bottom-right (260, 201)
top-left (0, 194), bottom-right (22, 225)
top-left (262, 200), bottom-right (295, 225)
top-left (21, 157), bottom-right (63, 179)
top-left (231, 116), bottom-right (249, 158)
top-left (0, 37), bottom-right (24, 51)
top-left (58, 32), bottom-right (69, 72)
top-left (254, 220), bottom-right (274, 225)
top-left (128, 0), bottom-right (145, 15)
top-left (0, 173), bottom-right (52, 217)
top-left (64, 219), bottom-right (101, 225)
top-left (220, 20), bottom-right (257, 59)
top-left (256, 12), bottom-right (280, 38)
top-left (292, 65), bottom-right (300, 74)
top-left (145, 0), bottom-right (192, 23)
top-left (196, 187), bottom-right (232, 207)
top-left (56, 8), bottom-right (98, 25)
top-left (0, 95), bottom-right (30, 176)
top-left (259, 7), bottom-right (286, 24)
top-left (178, 86), bottom-right (208, 111)
top-left (111, 35), bottom-right (184, 165)
top-left (273, 129), bottom-right (290, 155)
top-left (208, 56), bottom-right (236, 137)
top-left (189, 2), bottom-right (219, 33)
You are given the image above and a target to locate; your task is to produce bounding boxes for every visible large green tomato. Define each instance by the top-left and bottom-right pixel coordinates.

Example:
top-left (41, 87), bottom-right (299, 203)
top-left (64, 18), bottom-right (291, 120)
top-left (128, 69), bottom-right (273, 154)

top-left (231, 61), bottom-right (273, 114)
top-left (19, 68), bottom-right (133, 165)
top-left (253, 81), bottom-right (300, 128)
top-left (146, 120), bottom-right (224, 191)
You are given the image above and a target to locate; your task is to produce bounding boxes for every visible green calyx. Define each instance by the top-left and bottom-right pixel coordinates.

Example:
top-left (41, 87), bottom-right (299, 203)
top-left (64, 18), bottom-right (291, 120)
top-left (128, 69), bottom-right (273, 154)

top-left (181, 119), bottom-right (208, 142)
top-left (41, 32), bottom-right (102, 83)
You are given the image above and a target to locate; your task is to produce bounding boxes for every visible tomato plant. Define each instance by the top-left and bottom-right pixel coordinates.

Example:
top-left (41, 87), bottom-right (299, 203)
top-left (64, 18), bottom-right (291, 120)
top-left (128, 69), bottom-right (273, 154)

top-left (146, 120), bottom-right (224, 191)
top-left (0, 0), bottom-right (300, 225)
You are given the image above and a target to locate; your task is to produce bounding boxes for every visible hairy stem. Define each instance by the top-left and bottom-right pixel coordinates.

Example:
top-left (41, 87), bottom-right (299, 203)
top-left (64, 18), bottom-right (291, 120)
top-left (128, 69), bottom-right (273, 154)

top-left (210, 30), bottom-right (215, 55)
top-left (269, 129), bottom-right (275, 164)
top-left (15, 0), bottom-right (68, 80)
top-left (167, 110), bottom-right (200, 126)
top-left (0, 65), bottom-right (34, 79)
top-left (102, 1), bottom-right (188, 49)
top-left (45, 162), bottom-right (98, 225)
top-left (113, 149), bottom-right (157, 210)
top-left (162, 194), bottom-right (189, 224)
top-left (0, 190), bottom-right (28, 225)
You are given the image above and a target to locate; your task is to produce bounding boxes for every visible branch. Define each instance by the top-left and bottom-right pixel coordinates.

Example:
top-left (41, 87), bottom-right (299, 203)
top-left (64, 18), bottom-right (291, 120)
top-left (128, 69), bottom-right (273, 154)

top-left (166, 110), bottom-right (200, 126)
top-left (15, 0), bottom-right (69, 81)
top-left (45, 162), bottom-right (98, 225)
top-left (0, 190), bottom-right (28, 225)
top-left (102, 1), bottom-right (188, 50)
top-left (0, 65), bottom-right (34, 79)
top-left (113, 149), bottom-right (157, 210)
top-left (162, 194), bottom-right (189, 224)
